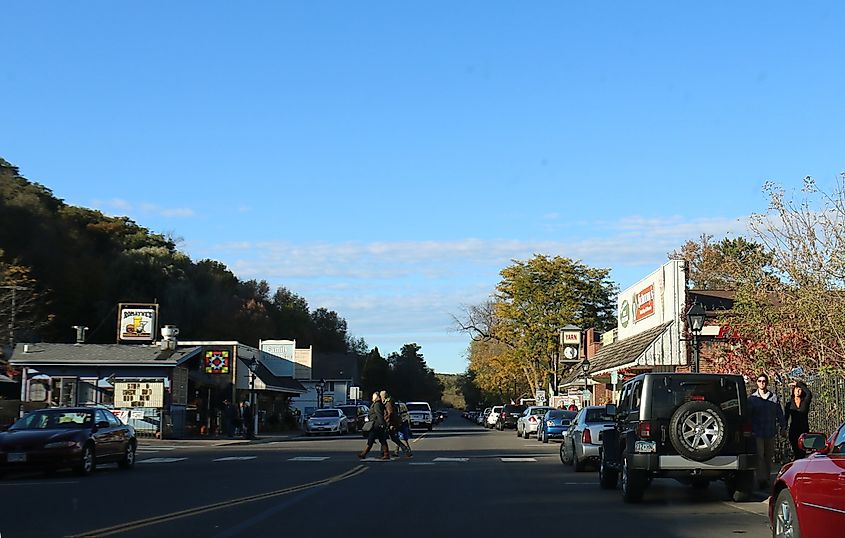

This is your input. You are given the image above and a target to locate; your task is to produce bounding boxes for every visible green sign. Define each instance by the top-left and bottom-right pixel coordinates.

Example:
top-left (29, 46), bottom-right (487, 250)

top-left (620, 300), bottom-right (630, 328)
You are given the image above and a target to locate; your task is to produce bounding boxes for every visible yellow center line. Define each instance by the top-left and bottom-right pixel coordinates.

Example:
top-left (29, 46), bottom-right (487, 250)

top-left (67, 465), bottom-right (368, 538)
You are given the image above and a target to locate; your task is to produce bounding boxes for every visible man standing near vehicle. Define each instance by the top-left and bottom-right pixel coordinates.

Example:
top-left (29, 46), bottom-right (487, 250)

top-left (748, 373), bottom-right (785, 489)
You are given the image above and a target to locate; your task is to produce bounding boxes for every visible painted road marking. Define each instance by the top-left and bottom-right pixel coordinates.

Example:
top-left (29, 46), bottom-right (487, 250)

top-left (288, 456), bottom-right (329, 462)
top-left (433, 457), bottom-right (469, 462)
top-left (409, 462), bottom-right (436, 466)
top-left (138, 457), bottom-right (188, 464)
top-left (213, 456), bottom-right (257, 462)
top-left (67, 465), bottom-right (369, 538)
top-left (500, 457), bottom-right (537, 462)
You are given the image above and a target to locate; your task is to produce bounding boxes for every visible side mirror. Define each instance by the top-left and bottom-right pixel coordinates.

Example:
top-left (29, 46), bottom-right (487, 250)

top-left (95, 420), bottom-right (110, 430)
top-left (798, 432), bottom-right (828, 453)
top-left (605, 403), bottom-right (617, 417)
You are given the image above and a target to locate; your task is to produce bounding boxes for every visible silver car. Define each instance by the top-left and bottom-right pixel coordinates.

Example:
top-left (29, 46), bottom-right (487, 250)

top-left (559, 406), bottom-right (616, 471)
top-left (304, 408), bottom-right (349, 435)
top-left (516, 406), bottom-right (554, 438)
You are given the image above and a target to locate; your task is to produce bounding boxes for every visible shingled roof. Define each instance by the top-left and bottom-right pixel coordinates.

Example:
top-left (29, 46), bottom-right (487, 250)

top-left (560, 321), bottom-right (675, 386)
top-left (589, 321), bottom-right (674, 375)
top-left (10, 343), bottom-right (202, 366)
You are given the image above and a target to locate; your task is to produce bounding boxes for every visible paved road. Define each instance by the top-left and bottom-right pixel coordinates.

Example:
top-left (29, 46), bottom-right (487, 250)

top-left (1, 415), bottom-right (772, 538)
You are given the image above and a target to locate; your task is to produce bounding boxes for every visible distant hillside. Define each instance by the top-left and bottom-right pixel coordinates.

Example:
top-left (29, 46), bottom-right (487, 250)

top-left (0, 157), bottom-right (357, 354)
top-left (436, 373), bottom-right (465, 409)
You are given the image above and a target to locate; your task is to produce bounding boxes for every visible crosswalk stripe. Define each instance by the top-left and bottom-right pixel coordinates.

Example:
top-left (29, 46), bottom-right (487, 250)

top-left (433, 457), bottom-right (468, 462)
top-left (138, 457), bottom-right (187, 464)
top-left (213, 456), bottom-right (257, 462)
top-left (409, 462), bottom-right (435, 466)
top-left (500, 457), bottom-right (537, 462)
top-left (288, 457), bottom-right (329, 462)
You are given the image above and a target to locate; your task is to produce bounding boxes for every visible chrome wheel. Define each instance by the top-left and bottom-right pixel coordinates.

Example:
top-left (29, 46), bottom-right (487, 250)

top-left (680, 410), bottom-right (723, 450)
top-left (774, 489), bottom-right (801, 538)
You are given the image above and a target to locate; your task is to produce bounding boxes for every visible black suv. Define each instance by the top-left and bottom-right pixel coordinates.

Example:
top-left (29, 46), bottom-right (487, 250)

top-left (599, 373), bottom-right (756, 503)
top-left (496, 404), bottom-right (526, 430)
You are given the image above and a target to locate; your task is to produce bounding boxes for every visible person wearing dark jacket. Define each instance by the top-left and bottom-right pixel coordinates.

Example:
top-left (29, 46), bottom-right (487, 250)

top-left (748, 374), bottom-right (785, 489)
top-left (381, 390), bottom-right (411, 458)
top-left (784, 381), bottom-right (812, 460)
top-left (358, 392), bottom-right (390, 460)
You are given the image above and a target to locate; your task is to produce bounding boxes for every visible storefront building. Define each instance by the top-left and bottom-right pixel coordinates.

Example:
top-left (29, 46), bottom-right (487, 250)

top-left (10, 342), bottom-right (201, 437)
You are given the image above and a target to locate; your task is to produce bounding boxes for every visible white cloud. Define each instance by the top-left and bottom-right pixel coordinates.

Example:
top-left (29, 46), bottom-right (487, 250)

top-left (92, 198), bottom-right (196, 219)
top-left (188, 213), bottom-right (755, 365)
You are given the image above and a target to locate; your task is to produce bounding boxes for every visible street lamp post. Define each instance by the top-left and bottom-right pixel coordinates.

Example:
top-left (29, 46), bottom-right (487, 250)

top-left (243, 358), bottom-right (258, 437)
top-left (686, 303), bottom-right (706, 373)
top-left (582, 358), bottom-right (591, 407)
top-left (315, 378), bottom-right (325, 409)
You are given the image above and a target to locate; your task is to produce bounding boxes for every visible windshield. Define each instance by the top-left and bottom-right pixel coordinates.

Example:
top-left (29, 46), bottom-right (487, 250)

top-left (338, 407), bottom-right (357, 418)
top-left (312, 410), bottom-right (340, 418)
top-left (548, 411), bottom-right (577, 420)
top-left (584, 408), bottom-right (616, 423)
top-left (12, 410), bottom-right (94, 430)
top-left (530, 407), bottom-right (553, 415)
top-left (406, 404), bottom-right (430, 412)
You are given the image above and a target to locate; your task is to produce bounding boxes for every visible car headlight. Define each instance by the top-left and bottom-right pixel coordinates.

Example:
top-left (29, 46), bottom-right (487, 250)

top-left (44, 441), bottom-right (79, 449)
top-left (547, 420), bottom-right (555, 426)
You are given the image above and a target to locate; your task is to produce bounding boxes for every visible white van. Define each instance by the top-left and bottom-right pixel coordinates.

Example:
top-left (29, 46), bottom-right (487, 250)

top-left (486, 405), bottom-right (503, 428)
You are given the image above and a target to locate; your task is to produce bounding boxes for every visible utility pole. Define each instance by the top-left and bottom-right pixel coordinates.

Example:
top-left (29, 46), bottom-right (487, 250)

top-left (1, 285), bottom-right (29, 349)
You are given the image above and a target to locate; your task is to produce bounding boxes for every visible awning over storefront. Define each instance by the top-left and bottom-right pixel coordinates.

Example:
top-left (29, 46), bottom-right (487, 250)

top-left (248, 363), bottom-right (307, 395)
top-left (590, 321), bottom-right (676, 375)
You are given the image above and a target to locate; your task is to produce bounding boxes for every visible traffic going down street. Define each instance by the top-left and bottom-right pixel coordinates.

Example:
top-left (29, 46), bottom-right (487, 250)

top-left (0, 414), bottom-right (771, 538)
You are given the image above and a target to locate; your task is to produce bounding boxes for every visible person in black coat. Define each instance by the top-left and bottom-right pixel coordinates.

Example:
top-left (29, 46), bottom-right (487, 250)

top-left (358, 392), bottom-right (390, 460)
top-left (784, 381), bottom-right (812, 460)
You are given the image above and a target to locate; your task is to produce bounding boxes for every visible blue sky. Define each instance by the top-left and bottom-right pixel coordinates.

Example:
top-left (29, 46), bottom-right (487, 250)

top-left (3, 2), bottom-right (844, 373)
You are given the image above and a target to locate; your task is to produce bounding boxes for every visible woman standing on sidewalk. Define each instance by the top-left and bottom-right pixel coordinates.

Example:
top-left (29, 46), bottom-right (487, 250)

top-left (784, 381), bottom-right (812, 460)
top-left (358, 392), bottom-right (390, 460)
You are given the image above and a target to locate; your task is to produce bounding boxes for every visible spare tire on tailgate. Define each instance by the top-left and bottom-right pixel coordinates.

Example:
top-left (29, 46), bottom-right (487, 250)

top-left (669, 400), bottom-right (728, 462)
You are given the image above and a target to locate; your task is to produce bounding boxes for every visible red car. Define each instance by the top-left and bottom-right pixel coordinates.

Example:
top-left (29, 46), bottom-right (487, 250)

top-left (769, 422), bottom-right (845, 537)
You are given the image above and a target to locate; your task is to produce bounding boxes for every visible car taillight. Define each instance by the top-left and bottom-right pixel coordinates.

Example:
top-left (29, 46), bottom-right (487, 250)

top-left (742, 420), bottom-right (753, 437)
top-left (529, 416), bottom-right (536, 423)
top-left (582, 429), bottom-right (592, 444)
top-left (690, 395), bottom-right (705, 401)
top-left (637, 421), bottom-right (652, 438)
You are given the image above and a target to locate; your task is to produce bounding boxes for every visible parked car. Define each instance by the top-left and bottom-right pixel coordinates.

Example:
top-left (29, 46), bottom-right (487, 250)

top-left (516, 406), bottom-right (555, 438)
top-left (496, 404), bottom-right (527, 430)
top-left (559, 406), bottom-right (616, 470)
top-left (0, 407), bottom-right (137, 477)
top-left (337, 404), bottom-right (368, 433)
top-left (486, 406), bottom-right (503, 428)
top-left (304, 408), bottom-right (349, 435)
top-left (769, 423), bottom-right (845, 538)
top-left (406, 402), bottom-right (433, 431)
top-left (537, 410), bottom-right (576, 443)
top-left (599, 373), bottom-right (756, 503)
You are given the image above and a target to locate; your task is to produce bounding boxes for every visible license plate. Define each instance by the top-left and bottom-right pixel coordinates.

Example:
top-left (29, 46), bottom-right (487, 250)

top-left (634, 441), bottom-right (656, 453)
top-left (8, 452), bottom-right (27, 463)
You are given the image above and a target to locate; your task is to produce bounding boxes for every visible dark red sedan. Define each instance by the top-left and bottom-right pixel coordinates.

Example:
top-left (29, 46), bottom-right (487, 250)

top-left (0, 407), bottom-right (137, 477)
top-left (770, 422), bottom-right (845, 537)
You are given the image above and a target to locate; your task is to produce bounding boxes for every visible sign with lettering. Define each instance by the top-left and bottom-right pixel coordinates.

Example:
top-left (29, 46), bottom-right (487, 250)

top-left (114, 382), bottom-right (164, 408)
top-left (117, 303), bottom-right (158, 342)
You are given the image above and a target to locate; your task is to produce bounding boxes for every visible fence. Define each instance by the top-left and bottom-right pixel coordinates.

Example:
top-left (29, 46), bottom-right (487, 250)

top-left (773, 374), bottom-right (845, 465)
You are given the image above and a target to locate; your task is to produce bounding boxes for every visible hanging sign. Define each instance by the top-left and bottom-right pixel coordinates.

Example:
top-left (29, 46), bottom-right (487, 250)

top-left (117, 303), bottom-right (158, 343)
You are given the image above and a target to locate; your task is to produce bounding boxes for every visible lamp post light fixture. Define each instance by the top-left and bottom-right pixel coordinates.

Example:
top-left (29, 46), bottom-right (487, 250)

top-left (582, 358), bottom-right (591, 406)
top-left (243, 357), bottom-right (259, 437)
top-left (315, 378), bottom-right (325, 409)
top-left (686, 302), bottom-right (706, 373)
